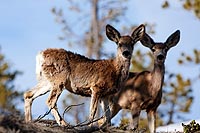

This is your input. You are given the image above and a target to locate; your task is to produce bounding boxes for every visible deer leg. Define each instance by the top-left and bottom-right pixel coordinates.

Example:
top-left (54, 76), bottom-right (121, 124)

top-left (89, 92), bottom-right (100, 124)
top-left (147, 110), bottom-right (156, 133)
top-left (130, 111), bottom-right (140, 130)
top-left (98, 97), bottom-right (121, 126)
top-left (46, 85), bottom-right (67, 126)
top-left (100, 98), bottom-right (111, 127)
top-left (109, 100), bottom-right (121, 119)
top-left (24, 80), bottom-right (51, 122)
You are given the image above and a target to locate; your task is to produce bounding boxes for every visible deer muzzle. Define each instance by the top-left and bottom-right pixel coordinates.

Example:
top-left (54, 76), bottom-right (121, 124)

top-left (122, 51), bottom-right (131, 59)
top-left (157, 54), bottom-right (165, 61)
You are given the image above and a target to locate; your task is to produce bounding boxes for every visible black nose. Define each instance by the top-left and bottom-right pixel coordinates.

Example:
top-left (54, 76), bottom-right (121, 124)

top-left (157, 54), bottom-right (165, 60)
top-left (122, 51), bottom-right (131, 58)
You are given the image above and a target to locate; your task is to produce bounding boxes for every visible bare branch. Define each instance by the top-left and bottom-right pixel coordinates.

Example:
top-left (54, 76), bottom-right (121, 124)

top-left (34, 108), bottom-right (52, 123)
top-left (62, 103), bottom-right (84, 119)
top-left (71, 107), bottom-right (110, 128)
top-left (72, 115), bottom-right (104, 128)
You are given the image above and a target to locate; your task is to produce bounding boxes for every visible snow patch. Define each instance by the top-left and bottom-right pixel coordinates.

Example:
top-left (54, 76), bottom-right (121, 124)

top-left (156, 119), bottom-right (200, 132)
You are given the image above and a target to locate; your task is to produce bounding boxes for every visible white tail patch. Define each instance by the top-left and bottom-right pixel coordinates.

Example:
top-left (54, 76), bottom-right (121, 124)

top-left (36, 51), bottom-right (44, 80)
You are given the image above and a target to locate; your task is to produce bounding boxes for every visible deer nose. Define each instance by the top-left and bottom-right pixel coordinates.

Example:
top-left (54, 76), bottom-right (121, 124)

top-left (157, 54), bottom-right (165, 61)
top-left (122, 51), bottom-right (131, 58)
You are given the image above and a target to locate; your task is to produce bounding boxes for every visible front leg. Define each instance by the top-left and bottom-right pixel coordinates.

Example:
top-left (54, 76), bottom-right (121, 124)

top-left (100, 98), bottom-right (111, 127)
top-left (130, 110), bottom-right (140, 130)
top-left (89, 91), bottom-right (100, 124)
top-left (147, 110), bottom-right (156, 133)
top-left (98, 96), bottom-right (121, 126)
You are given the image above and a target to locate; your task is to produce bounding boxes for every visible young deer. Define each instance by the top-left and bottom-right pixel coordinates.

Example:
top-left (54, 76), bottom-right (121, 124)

top-left (105, 30), bottom-right (180, 132)
top-left (24, 24), bottom-right (145, 126)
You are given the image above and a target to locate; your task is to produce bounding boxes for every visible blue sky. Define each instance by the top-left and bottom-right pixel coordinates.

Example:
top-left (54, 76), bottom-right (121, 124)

top-left (0, 0), bottom-right (199, 124)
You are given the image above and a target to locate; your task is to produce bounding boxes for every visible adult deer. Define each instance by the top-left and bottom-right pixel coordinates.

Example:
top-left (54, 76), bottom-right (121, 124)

top-left (105, 30), bottom-right (180, 132)
top-left (24, 24), bottom-right (145, 126)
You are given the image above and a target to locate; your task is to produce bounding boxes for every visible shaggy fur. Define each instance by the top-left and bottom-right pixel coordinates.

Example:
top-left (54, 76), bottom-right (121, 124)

top-left (24, 24), bottom-right (145, 126)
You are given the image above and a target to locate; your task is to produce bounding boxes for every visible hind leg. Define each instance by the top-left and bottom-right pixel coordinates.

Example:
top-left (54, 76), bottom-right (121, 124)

top-left (24, 80), bottom-right (51, 122)
top-left (46, 84), bottom-right (67, 126)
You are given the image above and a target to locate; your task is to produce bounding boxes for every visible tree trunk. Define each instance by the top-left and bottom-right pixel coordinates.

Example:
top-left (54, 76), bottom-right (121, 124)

top-left (91, 0), bottom-right (101, 59)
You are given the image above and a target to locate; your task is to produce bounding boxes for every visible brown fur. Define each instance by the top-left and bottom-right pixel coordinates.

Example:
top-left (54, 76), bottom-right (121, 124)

top-left (105, 30), bottom-right (180, 133)
top-left (24, 24), bottom-right (145, 126)
top-left (42, 48), bottom-right (124, 97)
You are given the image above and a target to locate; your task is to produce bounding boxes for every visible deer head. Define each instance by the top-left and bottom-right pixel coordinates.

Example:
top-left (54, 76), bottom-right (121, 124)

top-left (140, 30), bottom-right (180, 64)
top-left (106, 24), bottom-right (145, 59)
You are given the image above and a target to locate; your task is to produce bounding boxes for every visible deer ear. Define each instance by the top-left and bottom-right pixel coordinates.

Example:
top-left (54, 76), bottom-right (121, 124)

top-left (106, 24), bottom-right (121, 43)
top-left (165, 30), bottom-right (180, 49)
top-left (131, 24), bottom-right (145, 43)
top-left (140, 32), bottom-right (155, 48)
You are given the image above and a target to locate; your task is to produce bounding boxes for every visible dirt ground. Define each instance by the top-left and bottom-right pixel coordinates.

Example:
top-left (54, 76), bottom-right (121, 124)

top-left (0, 113), bottom-right (145, 133)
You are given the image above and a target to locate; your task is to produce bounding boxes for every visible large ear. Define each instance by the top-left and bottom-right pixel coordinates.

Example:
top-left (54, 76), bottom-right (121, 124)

top-left (165, 30), bottom-right (180, 49)
top-left (106, 24), bottom-right (121, 43)
top-left (140, 32), bottom-right (155, 48)
top-left (131, 24), bottom-right (145, 44)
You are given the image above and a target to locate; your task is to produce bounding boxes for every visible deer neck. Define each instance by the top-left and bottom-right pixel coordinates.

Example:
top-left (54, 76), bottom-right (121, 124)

top-left (115, 55), bottom-right (131, 87)
top-left (150, 62), bottom-right (165, 96)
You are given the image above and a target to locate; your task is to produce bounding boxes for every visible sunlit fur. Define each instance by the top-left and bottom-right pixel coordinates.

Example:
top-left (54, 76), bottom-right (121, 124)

top-left (24, 24), bottom-right (145, 126)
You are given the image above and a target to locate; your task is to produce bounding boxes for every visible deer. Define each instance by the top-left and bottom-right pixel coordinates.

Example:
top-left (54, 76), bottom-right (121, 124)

top-left (24, 24), bottom-right (145, 126)
top-left (100, 30), bottom-right (180, 133)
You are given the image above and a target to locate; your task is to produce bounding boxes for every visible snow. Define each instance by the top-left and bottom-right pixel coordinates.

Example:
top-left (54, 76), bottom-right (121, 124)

top-left (156, 119), bottom-right (200, 132)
